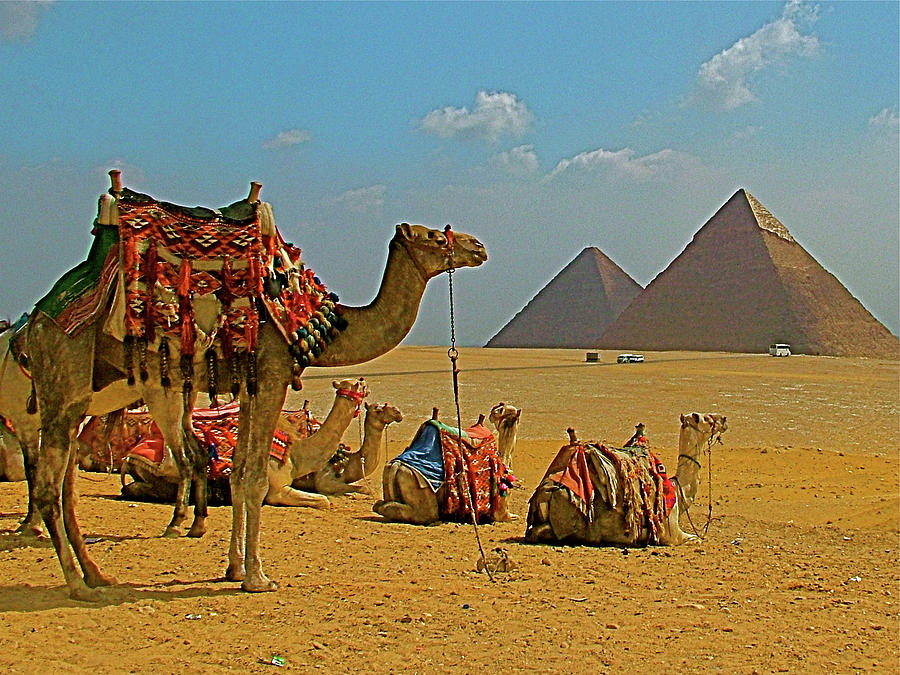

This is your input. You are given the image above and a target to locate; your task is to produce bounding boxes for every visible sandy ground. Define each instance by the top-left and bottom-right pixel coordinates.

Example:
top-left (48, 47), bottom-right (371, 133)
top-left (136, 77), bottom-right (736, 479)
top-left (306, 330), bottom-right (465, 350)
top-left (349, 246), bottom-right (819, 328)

top-left (0, 347), bottom-right (896, 673)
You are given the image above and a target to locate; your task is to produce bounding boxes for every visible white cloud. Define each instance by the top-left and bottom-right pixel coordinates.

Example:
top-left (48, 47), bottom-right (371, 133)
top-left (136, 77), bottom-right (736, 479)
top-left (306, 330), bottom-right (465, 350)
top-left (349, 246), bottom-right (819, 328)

top-left (262, 128), bottom-right (312, 150)
top-left (869, 108), bottom-right (899, 133)
top-left (549, 147), bottom-right (698, 180)
top-left (420, 91), bottom-right (533, 141)
top-left (329, 185), bottom-right (386, 212)
top-left (490, 145), bottom-right (539, 175)
top-left (690, 0), bottom-right (820, 111)
top-left (0, 1), bottom-right (53, 42)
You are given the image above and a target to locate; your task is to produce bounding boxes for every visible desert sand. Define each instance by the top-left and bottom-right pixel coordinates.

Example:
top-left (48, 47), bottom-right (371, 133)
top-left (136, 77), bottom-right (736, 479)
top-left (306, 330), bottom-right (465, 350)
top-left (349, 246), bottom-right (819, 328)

top-left (0, 347), bottom-right (896, 673)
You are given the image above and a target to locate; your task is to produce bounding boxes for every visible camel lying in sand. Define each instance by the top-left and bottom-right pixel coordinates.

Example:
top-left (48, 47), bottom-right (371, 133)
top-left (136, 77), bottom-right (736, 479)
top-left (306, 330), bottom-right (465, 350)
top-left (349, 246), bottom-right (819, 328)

top-left (290, 401), bottom-right (403, 499)
top-left (525, 412), bottom-right (727, 546)
top-left (373, 403), bottom-right (520, 525)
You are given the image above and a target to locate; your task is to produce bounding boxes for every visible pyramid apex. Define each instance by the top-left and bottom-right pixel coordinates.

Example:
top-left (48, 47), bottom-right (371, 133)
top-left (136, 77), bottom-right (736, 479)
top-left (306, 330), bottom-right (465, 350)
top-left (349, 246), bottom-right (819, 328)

top-left (740, 190), bottom-right (794, 243)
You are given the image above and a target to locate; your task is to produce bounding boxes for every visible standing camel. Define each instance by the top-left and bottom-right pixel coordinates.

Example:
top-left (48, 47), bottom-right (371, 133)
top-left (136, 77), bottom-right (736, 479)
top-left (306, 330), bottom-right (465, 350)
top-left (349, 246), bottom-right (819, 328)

top-left (524, 413), bottom-right (727, 546)
top-left (27, 171), bottom-right (487, 599)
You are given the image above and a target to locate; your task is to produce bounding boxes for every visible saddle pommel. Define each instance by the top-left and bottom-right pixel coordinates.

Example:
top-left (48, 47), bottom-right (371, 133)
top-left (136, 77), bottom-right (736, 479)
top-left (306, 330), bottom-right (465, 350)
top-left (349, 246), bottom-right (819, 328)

top-left (248, 181), bottom-right (262, 203)
top-left (108, 169), bottom-right (122, 195)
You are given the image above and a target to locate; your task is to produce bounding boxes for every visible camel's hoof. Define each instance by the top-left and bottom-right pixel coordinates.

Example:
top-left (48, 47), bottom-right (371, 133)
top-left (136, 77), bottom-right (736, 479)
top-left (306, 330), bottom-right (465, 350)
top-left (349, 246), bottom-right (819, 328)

top-left (85, 572), bottom-right (118, 588)
top-left (225, 565), bottom-right (245, 582)
top-left (372, 500), bottom-right (385, 514)
top-left (186, 525), bottom-right (207, 538)
top-left (162, 526), bottom-right (184, 538)
top-left (16, 525), bottom-right (46, 539)
top-left (241, 577), bottom-right (278, 593)
top-left (69, 582), bottom-right (104, 602)
top-left (311, 499), bottom-right (331, 511)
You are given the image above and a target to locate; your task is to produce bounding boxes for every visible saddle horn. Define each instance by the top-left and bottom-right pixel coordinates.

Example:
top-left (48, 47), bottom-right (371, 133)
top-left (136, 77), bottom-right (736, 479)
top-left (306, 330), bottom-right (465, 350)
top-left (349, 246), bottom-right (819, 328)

top-left (248, 181), bottom-right (262, 203)
top-left (567, 427), bottom-right (578, 444)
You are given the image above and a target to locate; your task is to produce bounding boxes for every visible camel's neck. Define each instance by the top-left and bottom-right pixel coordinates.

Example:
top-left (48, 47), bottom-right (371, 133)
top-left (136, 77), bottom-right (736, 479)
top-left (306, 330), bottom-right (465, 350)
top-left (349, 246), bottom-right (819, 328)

top-left (311, 241), bottom-right (429, 367)
top-left (289, 396), bottom-right (359, 473)
top-left (358, 418), bottom-right (389, 478)
top-left (497, 422), bottom-right (518, 464)
top-left (674, 428), bottom-right (709, 508)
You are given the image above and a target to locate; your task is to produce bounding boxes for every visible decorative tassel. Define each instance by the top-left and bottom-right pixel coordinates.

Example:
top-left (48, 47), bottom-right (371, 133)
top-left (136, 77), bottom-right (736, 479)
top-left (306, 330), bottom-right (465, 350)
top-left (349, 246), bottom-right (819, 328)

top-left (230, 355), bottom-right (241, 397)
top-left (180, 354), bottom-right (193, 397)
top-left (138, 336), bottom-right (149, 382)
top-left (143, 244), bottom-right (158, 342)
top-left (26, 382), bottom-right (37, 415)
top-left (159, 337), bottom-right (171, 390)
top-left (206, 350), bottom-right (219, 407)
top-left (123, 335), bottom-right (135, 386)
top-left (246, 351), bottom-right (257, 397)
top-left (291, 358), bottom-right (303, 391)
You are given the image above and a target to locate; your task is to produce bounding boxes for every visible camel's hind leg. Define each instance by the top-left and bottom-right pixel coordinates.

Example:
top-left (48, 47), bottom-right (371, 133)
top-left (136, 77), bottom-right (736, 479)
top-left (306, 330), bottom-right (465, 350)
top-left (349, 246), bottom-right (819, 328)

top-left (34, 421), bottom-right (101, 601)
top-left (142, 388), bottom-right (195, 537)
top-left (15, 434), bottom-right (44, 537)
top-left (61, 446), bottom-right (116, 588)
top-left (373, 465), bottom-right (439, 525)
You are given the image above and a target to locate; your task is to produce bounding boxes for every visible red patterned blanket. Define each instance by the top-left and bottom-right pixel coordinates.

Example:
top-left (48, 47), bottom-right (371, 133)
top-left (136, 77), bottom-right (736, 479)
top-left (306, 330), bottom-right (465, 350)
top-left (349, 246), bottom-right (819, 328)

top-left (438, 422), bottom-right (506, 522)
top-left (114, 187), bottom-right (346, 395)
top-left (84, 401), bottom-right (317, 480)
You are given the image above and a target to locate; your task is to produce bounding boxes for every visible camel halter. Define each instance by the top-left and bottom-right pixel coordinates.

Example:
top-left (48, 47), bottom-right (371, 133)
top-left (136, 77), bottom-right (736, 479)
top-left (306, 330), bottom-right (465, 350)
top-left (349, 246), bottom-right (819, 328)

top-left (336, 385), bottom-right (366, 418)
top-left (444, 225), bottom-right (494, 583)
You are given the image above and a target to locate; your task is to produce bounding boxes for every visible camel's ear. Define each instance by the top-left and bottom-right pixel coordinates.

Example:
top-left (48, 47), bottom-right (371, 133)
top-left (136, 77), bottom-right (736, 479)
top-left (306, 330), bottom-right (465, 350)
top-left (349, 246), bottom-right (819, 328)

top-left (680, 414), bottom-right (686, 424)
top-left (692, 412), bottom-right (701, 424)
top-left (364, 401), bottom-right (371, 411)
top-left (332, 379), bottom-right (340, 389)
top-left (515, 410), bottom-right (521, 421)
top-left (396, 223), bottom-right (413, 240)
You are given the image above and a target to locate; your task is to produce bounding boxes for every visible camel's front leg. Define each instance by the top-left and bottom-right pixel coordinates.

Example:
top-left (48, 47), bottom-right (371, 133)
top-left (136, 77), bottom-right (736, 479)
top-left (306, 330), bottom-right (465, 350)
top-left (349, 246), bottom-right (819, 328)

top-left (265, 459), bottom-right (331, 508)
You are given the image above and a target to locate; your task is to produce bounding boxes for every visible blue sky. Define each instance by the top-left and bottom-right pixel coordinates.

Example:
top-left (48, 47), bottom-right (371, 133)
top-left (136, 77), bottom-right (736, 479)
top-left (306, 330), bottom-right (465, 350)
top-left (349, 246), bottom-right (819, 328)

top-left (1, 1), bottom-right (897, 346)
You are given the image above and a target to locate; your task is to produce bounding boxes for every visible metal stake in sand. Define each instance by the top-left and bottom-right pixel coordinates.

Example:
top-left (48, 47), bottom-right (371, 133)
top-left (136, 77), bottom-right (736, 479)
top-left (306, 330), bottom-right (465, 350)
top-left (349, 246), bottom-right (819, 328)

top-left (444, 225), bottom-right (494, 582)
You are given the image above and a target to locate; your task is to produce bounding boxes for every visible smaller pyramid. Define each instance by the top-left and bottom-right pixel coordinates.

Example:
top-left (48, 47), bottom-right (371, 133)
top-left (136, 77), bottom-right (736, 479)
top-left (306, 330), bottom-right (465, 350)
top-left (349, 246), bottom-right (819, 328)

top-left (486, 247), bottom-right (642, 348)
top-left (598, 189), bottom-right (899, 358)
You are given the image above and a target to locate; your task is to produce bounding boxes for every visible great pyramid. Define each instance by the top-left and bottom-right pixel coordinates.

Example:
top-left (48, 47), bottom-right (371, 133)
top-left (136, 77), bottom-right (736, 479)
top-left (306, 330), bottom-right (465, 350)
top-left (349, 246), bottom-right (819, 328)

top-left (486, 247), bottom-right (642, 348)
top-left (598, 189), bottom-right (899, 359)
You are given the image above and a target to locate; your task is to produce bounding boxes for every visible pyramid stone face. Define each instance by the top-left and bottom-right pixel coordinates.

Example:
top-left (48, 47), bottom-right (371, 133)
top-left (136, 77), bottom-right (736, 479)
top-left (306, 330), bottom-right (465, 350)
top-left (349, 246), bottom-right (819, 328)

top-left (486, 247), bottom-right (642, 348)
top-left (599, 189), bottom-right (899, 358)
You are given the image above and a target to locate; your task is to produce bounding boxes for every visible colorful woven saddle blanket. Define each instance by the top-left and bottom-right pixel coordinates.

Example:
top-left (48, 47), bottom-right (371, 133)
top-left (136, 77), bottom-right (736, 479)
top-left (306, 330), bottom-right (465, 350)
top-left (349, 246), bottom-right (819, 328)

top-left (542, 442), bottom-right (676, 543)
top-left (90, 401), bottom-right (316, 480)
top-left (35, 186), bottom-right (346, 388)
top-left (393, 420), bottom-right (508, 523)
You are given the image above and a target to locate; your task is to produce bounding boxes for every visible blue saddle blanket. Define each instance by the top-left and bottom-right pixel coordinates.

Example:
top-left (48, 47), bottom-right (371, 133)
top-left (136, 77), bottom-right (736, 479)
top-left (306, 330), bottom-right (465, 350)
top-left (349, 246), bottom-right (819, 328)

top-left (393, 420), bottom-right (469, 491)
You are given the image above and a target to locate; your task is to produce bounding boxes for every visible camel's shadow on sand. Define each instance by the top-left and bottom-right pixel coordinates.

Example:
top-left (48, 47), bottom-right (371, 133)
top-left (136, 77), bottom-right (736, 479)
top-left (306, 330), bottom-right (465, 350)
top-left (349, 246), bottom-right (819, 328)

top-left (0, 577), bottom-right (243, 613)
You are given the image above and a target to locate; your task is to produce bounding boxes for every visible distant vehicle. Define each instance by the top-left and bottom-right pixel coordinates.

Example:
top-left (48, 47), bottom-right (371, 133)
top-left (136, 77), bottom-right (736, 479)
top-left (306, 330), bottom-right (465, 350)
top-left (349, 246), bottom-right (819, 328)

top-left (768, 343), bottom-right (791, 357)
top-left (617, 353), bottom-right (644, 363)
top-left (585, 351), bottom-right (600, 363)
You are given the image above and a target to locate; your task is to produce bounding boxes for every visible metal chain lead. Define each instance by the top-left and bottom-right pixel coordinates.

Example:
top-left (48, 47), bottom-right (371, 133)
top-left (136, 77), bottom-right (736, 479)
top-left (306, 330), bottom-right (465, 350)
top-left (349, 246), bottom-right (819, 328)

top-left (446, 243), bottom-right (493, 582)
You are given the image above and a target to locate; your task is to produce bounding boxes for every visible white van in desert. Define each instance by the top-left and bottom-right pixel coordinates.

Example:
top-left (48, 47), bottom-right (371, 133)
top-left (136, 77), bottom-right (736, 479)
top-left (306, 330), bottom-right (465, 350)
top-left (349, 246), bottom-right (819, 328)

top-left (617, 353), bottom-right (644, 363)
top-left (768, 343), bottom-right (791, 357)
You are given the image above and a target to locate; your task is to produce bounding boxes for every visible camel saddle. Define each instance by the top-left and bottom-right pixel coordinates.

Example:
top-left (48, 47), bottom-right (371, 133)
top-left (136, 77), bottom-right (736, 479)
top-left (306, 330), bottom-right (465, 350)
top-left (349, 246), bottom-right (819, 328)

top-left (393, 419), bottom-right (511, 523)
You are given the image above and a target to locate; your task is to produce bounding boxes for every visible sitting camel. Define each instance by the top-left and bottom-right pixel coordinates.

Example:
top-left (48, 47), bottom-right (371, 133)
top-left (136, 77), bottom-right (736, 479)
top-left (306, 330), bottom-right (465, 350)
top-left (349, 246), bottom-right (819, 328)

top-left (524, 412), bottom-right (727, 546)
top-left (264, 378), bottom-right (370, 507)
top-left (489, 402), bottom-right (521, 469)
top-left (373, 403), bottom-right (520, 525)
top-left (291, 401), bottom-right (403, 498)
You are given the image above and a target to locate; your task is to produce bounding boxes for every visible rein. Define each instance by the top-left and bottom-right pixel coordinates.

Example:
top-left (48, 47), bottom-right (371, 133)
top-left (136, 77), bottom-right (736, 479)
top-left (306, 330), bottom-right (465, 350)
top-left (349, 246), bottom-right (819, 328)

top-left (444, 225), bottom-right (493, 583)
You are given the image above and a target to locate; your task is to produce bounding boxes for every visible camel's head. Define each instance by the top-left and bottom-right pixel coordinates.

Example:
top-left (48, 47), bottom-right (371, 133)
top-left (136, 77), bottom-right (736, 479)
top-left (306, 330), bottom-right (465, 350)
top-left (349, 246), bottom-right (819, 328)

top-left (364, 402), bottom-right (404, 426)
top-left (489, 402), bottom-right (521, 431)
top-left (333, 377), bottom-right (369, 404)
top-left (680, 412), bottom-right (728, 439)
top-left (393, 223), bottom-right (487, 279)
